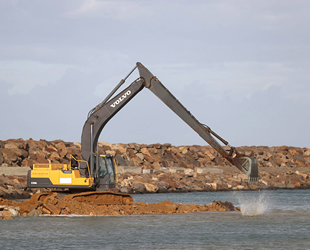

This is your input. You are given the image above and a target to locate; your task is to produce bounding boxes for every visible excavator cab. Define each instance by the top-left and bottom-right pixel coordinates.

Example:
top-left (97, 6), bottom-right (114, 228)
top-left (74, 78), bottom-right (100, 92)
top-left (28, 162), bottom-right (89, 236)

top-left (93, 154), bottom-right (116, 189)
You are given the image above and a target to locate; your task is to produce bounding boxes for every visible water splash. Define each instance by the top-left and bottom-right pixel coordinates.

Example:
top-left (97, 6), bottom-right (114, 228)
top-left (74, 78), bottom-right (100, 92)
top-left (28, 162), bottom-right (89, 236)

top-left (235, 191), bottom-right (268, 216)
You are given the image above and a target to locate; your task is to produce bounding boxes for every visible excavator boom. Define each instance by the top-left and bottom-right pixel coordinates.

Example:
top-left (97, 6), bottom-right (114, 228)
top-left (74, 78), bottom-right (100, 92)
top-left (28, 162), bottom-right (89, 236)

top-left (81, 62), bottom-right (258, 184)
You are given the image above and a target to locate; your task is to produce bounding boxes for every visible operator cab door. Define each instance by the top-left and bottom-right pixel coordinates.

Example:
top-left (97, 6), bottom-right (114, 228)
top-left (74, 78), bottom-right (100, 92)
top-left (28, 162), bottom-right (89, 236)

top-left (95, 155), bottom-right (116, 189)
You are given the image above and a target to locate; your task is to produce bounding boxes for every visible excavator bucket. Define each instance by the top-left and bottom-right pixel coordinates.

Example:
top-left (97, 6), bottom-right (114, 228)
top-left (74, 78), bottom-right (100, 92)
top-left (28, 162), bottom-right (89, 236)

top-left (232, 156), bottom-right (258, 184)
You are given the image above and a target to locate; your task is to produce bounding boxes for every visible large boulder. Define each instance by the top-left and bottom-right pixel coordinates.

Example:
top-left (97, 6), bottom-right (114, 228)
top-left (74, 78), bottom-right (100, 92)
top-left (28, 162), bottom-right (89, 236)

top-left (144, 183), bottom-right (159, 193)
top-left (132, 183), bottom-right (146, 194)
top-left (27, 140), bottom-right (46, 150)
top-left (119, 186), bottom-right (132, 193)
top-left (115, 154), bottom-right (128, 166)
top-left (0, 148), bottom-right (18, 165)
top-left (4, 144), bottom-right (28, 159)
top-left (54, 142), bottom-right (68, 158)
top-left (157, 181), bottom-right (170, 193)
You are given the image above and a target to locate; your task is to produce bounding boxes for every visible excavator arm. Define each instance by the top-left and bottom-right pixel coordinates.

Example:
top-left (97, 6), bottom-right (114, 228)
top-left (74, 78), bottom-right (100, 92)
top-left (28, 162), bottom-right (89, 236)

top-left (81, 62), bottom-right (258, 185)
top-left (137, 63), bottom-right (258, 182)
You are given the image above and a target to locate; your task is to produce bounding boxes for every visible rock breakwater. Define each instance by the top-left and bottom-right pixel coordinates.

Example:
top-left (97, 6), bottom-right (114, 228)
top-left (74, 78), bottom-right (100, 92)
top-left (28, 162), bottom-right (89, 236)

top-left (1, 139), bottom-right (309, 170)
top-left (1, 139), bottom-right (310, 198)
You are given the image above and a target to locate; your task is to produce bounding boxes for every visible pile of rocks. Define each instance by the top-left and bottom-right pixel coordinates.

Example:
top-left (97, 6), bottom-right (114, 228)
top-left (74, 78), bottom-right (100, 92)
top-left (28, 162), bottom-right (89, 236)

top-left (1, 139), bottom-right (309, 170)
top-left (0, 139), bottom-right (310, 196)
top-left (0, 139), bottom-right (80, 167)
top-left (0, 192), bottom-right (239, 218)
top-left (0, 204), bottom-right (20, 220)
top-left (116, 169), bottom-right (310, 193)
top-left (0, 175), bottom-right (30, 199)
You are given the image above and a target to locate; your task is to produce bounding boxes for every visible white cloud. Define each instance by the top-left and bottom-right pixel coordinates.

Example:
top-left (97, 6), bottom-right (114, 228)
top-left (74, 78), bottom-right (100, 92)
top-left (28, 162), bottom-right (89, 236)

top-left (150, 61), bottom-right (292, 102)
top-left (66, 0), bottom-right (151, 20)
top-left (0, 60), bottom-right (69, 95)
top-left (0, 0), bottom-right (310, 146)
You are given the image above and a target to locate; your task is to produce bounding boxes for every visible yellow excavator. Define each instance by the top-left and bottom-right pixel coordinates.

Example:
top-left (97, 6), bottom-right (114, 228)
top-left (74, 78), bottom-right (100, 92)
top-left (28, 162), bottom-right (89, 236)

top-left (27, 62), bottom-right (258, 194)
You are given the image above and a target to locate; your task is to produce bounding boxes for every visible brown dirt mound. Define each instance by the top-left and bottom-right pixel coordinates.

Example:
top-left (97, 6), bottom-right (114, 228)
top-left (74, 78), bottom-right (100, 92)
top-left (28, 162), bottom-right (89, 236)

top-left (63, 191), bottom-right (133, 205)
top-left (0, 191), bottom-right (239, 217)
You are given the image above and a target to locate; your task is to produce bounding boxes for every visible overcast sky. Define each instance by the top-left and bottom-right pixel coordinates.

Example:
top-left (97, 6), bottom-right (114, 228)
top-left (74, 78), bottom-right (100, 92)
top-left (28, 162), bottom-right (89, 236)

top-left (1, 0), bottom-right (309, 147)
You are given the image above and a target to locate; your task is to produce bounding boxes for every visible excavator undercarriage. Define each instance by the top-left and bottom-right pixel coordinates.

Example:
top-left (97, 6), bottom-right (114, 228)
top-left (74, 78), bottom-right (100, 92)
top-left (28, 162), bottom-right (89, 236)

top-left (27, 62), bottom-right (259, 205)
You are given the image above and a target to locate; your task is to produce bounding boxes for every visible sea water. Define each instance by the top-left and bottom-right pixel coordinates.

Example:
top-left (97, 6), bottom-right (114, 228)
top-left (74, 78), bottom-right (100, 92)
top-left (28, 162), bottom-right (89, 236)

top-left (0, 190), bottom-right (310, 250)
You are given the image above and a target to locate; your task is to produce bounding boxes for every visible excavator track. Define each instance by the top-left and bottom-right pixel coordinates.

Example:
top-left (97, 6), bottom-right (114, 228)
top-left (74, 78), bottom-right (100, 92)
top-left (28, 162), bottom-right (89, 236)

top-left (29, 191), bottom-right (133, 206)
top-left (16, 191), bottom-right (133, 215)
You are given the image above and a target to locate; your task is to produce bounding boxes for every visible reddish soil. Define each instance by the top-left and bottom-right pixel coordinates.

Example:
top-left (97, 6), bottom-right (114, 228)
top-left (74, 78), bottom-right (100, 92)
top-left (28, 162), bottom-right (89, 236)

top-left (0, 191), bottom-right (239, 216)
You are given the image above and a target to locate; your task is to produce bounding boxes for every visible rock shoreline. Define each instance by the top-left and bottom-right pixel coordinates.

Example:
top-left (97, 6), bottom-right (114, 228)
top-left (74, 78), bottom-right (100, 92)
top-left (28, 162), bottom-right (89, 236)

top-left (0, 139), bottom-right (310, 199)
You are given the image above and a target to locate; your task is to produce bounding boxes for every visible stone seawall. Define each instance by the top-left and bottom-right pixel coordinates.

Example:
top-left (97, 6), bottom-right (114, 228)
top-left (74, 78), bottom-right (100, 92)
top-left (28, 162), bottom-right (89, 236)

top-left (0, 139), bottom-right (310, 198)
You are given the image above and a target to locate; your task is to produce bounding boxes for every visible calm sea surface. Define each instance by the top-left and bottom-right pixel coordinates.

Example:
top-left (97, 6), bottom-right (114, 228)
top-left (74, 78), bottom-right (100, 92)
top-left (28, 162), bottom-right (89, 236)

top-left (1, 190), bottom-right (310, 250)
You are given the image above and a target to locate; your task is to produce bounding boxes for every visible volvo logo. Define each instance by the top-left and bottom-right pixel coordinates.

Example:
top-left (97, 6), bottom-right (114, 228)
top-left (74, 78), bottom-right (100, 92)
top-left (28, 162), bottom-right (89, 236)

top-left (110, 90), bottom-right (131, 108)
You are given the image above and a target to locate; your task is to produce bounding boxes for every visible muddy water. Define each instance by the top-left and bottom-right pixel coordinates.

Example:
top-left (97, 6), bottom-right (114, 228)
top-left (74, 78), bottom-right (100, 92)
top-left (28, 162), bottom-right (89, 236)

top-left (1, 190), bottom-right (310, 250)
